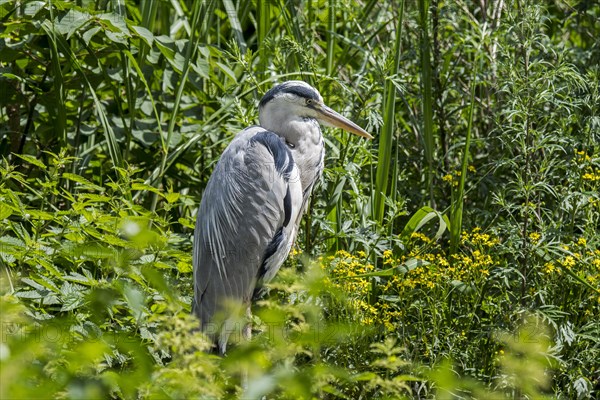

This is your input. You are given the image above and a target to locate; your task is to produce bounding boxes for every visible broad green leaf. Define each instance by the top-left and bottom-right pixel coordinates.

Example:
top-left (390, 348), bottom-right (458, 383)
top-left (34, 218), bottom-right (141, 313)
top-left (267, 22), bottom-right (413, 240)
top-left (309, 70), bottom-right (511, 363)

top-left (21, 278), bottom-right (46, 291)
top-left (63, 272), bottom-right (97, 287)
top-left (0, 205), bottom-right (12, 220)
top-left (132, 182), bottom-right (163, 195)
top-left (13, 154), bottom-right (46, 169)
top-left (216, 62), bottom-right (236, 82)
top-left (56, 9), bottom-right (91, 39)
top-left (105, 29), bottom-right (128, 45)
top-left (66, 243), bottom-right (114, 260)
top-left (0, 235), bottom-right (26, 249)
top-left (30, 274), bottom-right (60, 293)
top-left (400, 206), bottom-right (450, 243)
top-left (97, 13), bottom-right (130, 35)
top-left (192, 57), bottom-right (209, 79)
top-left (131, 25), bottom-right (154, 47)
top-left (352, 372), bottom-right (378, 381)
top-left (37, 258), bottom-right (62, 278)
top-left (77, 193), bottom-right (111, 203)
top-left (62, 173), bottom-right (105, 192)
top-left (155, 35), bottom-right (175, 61)
top-left (60, 292), bottom-right (86, 312)
top-left (178, 217), bottom-right (195, 229)
top-left (81, 26), bottom-right (102, 45)
top-left (101, 234), bottom-right (129, 247)
top-left (123, 284), bottom-right (146, 321)
top-left (22, 1), bottom-right (45, 17)
top-left (351, 258), bottom-right (430, 278)
top-left (14, 290), bottom-right (44, 299)
top-left (25, 209), bottom-right (54, 221)
top-left (164, 192), bottom-right (179, 203)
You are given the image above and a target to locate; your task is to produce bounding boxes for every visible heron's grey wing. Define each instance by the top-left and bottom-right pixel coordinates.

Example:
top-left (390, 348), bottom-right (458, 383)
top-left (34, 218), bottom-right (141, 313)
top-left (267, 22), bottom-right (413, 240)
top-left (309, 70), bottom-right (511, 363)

top-left (192, 126), bottom-right (303, 332)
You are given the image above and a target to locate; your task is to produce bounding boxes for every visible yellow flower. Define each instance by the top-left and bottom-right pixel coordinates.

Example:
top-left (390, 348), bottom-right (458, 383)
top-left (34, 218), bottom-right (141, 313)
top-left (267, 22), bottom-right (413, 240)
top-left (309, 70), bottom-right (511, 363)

top-left (529, 232), bottom-right (541, 243)
top-left (575, 150), bottom-right (591, 162)
top-left (561, 256), bottom-right (576, 269)
top-left (577, 237), bottom-right (587, 246)
top-left (411, 232), bottom-right (432, 243)
top-left (468, 165), bottom-right (476, 173)
top-left (544, 262), bottom-right (556, 274)
top-left (442, 174), bottom-right (453, 183)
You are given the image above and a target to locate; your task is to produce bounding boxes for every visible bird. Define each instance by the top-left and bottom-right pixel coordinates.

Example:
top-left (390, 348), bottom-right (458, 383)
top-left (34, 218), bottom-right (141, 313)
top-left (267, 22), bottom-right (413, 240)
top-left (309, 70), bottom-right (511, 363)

top-left (192, 81), bottom-right (372, 353)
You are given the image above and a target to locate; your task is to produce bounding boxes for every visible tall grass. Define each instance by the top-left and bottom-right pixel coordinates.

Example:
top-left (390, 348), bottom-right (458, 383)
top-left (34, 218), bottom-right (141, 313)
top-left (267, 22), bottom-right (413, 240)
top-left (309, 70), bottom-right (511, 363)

top-left (419, 0), bottom-right (435, 207)
top-left (256, 0), bottom-right (269, 80)
top-left (326, 0), bottom-right (336, 76)
top-left (150, 0), bottom-right (203, 212)
top-left (1, 1), bottom-right (599, 398)
top-left (373, 1), bottom-right (404, 226)
top-left (449, 56), bottom-right (478, 252)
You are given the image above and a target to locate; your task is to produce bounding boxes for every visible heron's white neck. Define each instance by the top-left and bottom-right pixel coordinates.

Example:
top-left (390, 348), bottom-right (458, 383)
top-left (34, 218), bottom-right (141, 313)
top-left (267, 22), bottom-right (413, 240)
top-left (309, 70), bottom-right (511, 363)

top-left (259, 109), bottom-right (324, 192)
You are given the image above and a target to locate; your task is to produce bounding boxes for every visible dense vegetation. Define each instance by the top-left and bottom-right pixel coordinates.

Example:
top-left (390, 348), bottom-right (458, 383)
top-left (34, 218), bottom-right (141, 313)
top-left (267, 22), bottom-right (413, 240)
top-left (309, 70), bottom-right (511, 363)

top-left (1, 0), bottom-right (599, 398)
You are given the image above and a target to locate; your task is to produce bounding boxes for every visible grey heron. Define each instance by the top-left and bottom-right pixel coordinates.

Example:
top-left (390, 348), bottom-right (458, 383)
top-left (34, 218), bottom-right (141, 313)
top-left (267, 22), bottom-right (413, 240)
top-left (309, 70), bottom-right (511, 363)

top-left (192, 81), bottom-right (372, 353)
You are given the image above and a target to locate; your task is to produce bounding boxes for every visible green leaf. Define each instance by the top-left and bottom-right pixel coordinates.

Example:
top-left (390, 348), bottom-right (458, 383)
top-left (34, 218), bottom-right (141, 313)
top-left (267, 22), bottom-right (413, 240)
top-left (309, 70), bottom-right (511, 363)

top-left (37, 258), bottom-right (62, 278)
top-left (25, 209), bottom-right (55, 221)
top-left (13, 154), bottom-right (46, 169)
top-left (352, 372), bottom-right (378, 381)
top-left (351, 258), bottom-right (430, 278)
top-left (62, 173), bottom-right (105, 192)
top-left (22, 1), bottom-right (45, 17)
top-left (192, 57), bottom-right (209, 79)
top-left (0, 205), bottom-right (12, 220)
top-left (81, 26), bottom-right (102, 45)
top-left (131, 25), bottom-right (154, 47)
top-left (164, 192), bottom-right (179, 203)
top-left (132, 182), bottom-right (163, 196)
top-left (216, 62), bottom-right (236, 82)
top-left (56, 9), bottom-right (91, 39)
top-left (155, 35), bottom-right (175, 61)
top-left (178, 217), bottom-right (195, 229)
top-left (66, 243), bottom-right (114, 260)
top-left (14, 290), bottom-right (44, 299)
top-left (61, 292), bottom-right (86, 312)
top-left (0, 235), bottom-right (26, 250)
top-left (400, 206), bottom-right (450, 243)
top-left (97, 13), bottom-right (130, 35)
top-left (77, 193), bottom-right (111, 203)
top-left (101, 234), bottom-right (129, 247)
top-left (30, 274), bottom-right (60, 293)
top-left (63, 272), bottom-right (97, 286)
top-left (123, 284), bottom-right (146, 321)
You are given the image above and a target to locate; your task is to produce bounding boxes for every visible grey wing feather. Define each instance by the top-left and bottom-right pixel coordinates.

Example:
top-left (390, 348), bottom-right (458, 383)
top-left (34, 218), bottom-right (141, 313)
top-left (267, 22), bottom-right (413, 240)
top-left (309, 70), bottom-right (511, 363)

top-left (192, 126), bottom-right (301, 332)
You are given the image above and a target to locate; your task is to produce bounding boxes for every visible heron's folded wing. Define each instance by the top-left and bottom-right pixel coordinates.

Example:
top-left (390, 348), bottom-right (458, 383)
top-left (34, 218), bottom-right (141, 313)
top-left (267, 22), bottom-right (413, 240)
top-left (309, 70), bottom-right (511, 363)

top-left (192, 127), bottom-right (300, 328)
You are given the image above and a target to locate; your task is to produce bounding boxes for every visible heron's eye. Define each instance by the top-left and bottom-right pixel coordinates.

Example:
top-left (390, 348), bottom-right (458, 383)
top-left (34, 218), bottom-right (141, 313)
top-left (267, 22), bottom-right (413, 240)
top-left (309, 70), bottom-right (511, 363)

top-left (305, 99), bottom-right (313, 105)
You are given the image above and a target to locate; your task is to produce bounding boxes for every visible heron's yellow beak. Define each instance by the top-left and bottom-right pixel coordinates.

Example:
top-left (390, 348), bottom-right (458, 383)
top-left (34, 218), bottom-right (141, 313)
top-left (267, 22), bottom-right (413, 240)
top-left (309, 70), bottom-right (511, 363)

top-left (315, 104), bottom-right (373, 140)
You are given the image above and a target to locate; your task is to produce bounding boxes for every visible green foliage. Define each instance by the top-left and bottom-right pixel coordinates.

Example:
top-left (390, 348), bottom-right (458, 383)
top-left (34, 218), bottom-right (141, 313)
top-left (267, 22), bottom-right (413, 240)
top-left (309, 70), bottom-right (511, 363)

top-left (1, 0), bottom-right (600, 399)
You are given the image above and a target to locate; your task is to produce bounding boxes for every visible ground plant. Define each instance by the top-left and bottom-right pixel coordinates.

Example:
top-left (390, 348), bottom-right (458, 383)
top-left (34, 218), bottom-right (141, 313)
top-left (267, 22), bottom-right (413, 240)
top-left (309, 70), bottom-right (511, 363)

top-left (1, 0), bottom-right (599, 398)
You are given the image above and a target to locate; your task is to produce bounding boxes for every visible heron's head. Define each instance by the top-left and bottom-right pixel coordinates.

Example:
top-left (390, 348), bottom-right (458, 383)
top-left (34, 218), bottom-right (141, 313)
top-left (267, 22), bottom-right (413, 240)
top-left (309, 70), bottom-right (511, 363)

top-left (258, 81), bottom-right (373, 139)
